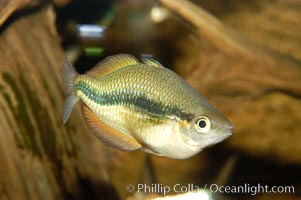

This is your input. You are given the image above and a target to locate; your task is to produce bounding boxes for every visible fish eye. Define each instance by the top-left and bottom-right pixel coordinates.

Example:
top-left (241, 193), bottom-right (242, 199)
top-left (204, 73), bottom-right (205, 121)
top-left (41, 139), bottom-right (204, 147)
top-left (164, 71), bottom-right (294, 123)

top-left (194, 116), bottom-right (211, 133)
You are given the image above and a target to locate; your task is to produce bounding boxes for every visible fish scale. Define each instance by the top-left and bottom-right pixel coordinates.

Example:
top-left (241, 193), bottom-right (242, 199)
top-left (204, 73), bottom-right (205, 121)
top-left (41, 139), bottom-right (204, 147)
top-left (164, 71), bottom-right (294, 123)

top-left (62, 54), bottom-right (232, 159)
top-left (74, 66), bottom-right (195, 121)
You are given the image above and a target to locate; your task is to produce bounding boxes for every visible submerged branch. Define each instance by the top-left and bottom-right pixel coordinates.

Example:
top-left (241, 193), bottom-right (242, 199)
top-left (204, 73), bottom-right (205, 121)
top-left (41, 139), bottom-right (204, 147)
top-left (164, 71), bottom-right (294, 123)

top-left (160, 0), bottom-right (265, 58)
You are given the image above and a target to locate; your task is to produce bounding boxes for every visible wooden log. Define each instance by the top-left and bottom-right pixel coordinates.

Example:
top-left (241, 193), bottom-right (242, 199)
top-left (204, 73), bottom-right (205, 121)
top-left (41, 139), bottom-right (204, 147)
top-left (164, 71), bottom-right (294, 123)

top-left (0, 5), bottom-right (118, 200)
top-left (0, 0), bottom-right (41, 27)
top-left (160, 0), bottom-right (301, 165)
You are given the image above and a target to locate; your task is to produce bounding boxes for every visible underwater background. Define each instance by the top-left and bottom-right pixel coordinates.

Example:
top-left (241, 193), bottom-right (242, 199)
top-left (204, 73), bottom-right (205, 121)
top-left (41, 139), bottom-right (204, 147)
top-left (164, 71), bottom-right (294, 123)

top-left (0, 0), bottom-right (301, 199)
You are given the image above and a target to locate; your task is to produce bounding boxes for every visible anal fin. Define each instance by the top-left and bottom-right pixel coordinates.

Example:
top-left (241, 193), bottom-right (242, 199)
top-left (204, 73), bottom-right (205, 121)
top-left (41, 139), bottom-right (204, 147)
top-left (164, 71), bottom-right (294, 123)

top-left (81, 104), bottom-right (142, 151)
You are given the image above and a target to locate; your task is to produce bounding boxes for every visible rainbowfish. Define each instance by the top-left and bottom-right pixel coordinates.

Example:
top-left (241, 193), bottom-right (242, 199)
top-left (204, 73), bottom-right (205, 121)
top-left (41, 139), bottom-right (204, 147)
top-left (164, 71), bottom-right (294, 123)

top-left (62, 54), bottom-right (232, 159)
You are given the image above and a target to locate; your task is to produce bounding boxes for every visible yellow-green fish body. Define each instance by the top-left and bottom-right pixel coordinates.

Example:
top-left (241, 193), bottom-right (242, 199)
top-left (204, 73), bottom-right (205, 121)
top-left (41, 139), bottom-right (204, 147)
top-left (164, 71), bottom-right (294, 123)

top-left (63, 54), bottom-right (232, 159)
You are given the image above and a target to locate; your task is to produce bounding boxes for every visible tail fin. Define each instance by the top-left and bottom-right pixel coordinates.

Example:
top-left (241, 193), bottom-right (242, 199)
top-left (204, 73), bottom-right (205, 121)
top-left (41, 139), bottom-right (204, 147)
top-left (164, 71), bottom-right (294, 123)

top-left (62, 58), bottom-right (80, 124)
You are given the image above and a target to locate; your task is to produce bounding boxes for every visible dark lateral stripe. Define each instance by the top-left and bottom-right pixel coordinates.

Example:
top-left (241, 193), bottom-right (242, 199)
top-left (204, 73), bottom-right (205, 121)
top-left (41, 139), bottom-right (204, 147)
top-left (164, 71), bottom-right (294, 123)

top-left (75, 82), bottom-right (193, 121)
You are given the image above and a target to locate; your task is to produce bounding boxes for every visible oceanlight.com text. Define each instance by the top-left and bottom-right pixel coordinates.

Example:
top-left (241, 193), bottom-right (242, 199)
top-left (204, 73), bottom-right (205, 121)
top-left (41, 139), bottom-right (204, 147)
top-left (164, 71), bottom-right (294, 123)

top-left (208, 183), bottom-right (294, 196)
top-left (125, 183), bottom-right (295, 196)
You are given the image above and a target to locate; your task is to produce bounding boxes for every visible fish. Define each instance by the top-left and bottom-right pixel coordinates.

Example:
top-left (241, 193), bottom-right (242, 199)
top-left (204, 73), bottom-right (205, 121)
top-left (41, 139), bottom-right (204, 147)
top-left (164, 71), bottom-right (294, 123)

top-left (62, 54), bottom-right (233, 159)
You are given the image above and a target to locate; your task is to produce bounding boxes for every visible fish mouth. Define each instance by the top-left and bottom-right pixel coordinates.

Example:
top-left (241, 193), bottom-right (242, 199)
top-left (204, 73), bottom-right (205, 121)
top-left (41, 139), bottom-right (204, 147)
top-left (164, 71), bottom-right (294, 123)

top-left (215, 125), bottom-right (233, 143)
top-left (221, 116), bottom-right (234, 134)
top-left (198, 126), bottom-right (233, 149)
top-left (219, 120), bottom-right (234, 135)
top-left (185, 128), bottom-right (233, 149)
top-left (219, 125), bottom-right (234, 139)
top-left (224, 125), bottom-right (234, 135)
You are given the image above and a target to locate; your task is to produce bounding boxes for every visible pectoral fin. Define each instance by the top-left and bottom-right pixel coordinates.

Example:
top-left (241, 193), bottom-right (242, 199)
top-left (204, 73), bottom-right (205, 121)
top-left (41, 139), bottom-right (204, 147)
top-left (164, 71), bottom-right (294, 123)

top-left (81, 104), bottom-right (142, 151)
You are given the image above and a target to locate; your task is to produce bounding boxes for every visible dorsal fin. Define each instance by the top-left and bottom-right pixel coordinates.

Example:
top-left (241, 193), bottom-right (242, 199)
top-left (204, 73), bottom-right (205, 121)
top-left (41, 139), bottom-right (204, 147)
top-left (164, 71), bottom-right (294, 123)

top-left (142, 58), bottom-right (165, 68)
top-left (86, 54), bottom-right (139, 77)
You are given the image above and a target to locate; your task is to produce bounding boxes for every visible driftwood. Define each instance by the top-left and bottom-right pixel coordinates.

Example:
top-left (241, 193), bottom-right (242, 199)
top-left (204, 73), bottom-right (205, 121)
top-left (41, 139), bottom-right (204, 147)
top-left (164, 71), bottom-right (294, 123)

top-left (1, 1), bottom-right (301, 199)
top-left (0, 0), bottom-right (70, 27)
top-left (0, 0), bottom-right (41, 27)
top-left (0, 5), bottom-right (118, 200)
top-left (160, 0), bottom-right (301, 165)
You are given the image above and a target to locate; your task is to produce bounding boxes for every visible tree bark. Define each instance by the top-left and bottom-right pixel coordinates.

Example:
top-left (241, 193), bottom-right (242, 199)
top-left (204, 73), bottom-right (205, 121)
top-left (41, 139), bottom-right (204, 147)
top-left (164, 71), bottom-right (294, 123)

top-left (160, 0), bottom-right (301, 165)
top-left (0, 5), bottom-right (118, 200)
